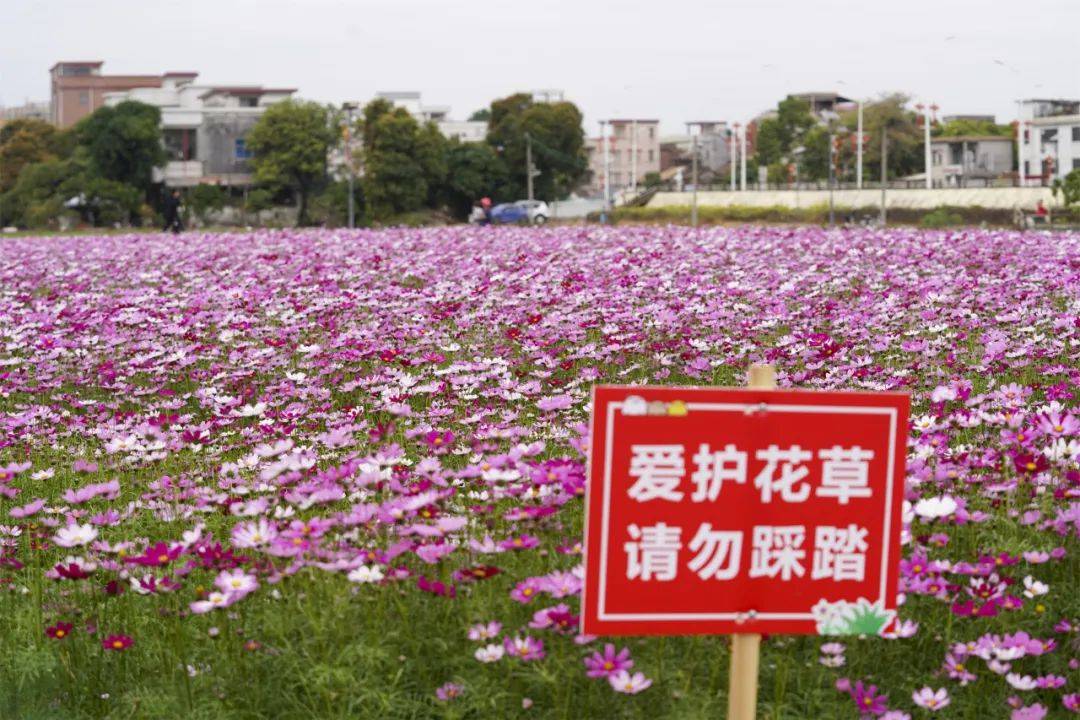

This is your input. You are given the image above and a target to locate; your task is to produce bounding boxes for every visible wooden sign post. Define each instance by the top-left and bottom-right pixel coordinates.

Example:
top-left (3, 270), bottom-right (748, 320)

top-left (727, 363), bottom-right (774, 720)
top-left (581, 364), bottom-right (909, 720)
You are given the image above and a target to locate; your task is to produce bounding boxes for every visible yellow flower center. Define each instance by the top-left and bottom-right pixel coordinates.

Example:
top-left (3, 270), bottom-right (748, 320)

top-left (56, 630), bottom-right (66, 638)
top-left (112, 640), bottom-right (124, 649)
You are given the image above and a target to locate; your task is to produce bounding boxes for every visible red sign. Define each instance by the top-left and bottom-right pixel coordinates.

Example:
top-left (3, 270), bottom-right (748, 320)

top-left (582, 386), bottom-right (909, 636)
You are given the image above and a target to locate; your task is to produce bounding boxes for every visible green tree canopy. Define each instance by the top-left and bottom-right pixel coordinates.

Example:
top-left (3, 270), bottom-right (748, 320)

top-left (836, 94), bottom-right (922, 179)
top-left (934, 119), bottom-right (1012, 138)
top-left (485, 93), bottom-right (587, 201)
top-left (247, 99), bottom-right (335, 226)
top-left (360, 103), bottom-right (449, 220)
top-left (441, 140), bottom-right (508, 219)
top-left (750, 96), bottom-right (816, 171)
top-left (0, 119), bottom-right (73, 194)
top-left (74, 101), bottom-right (166, 192)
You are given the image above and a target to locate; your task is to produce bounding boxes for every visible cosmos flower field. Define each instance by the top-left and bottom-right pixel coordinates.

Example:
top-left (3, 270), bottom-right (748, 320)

top-left (0, 225), bottom-right (1078, 720)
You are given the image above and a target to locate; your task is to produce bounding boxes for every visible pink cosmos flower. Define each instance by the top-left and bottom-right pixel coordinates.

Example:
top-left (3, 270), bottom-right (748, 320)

top-left (912, 687), bottom-right (950, 711)
top-left (435, 682), bottom-right (463, 701)
top-left (503, 635), bottom-right (544, 661)
top-left (467, 621), bottom-right (502, 642)
top-left (608, 670), bottom-right (652, 694)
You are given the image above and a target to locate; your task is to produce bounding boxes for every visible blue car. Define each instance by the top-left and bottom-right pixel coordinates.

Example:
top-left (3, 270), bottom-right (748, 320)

top-left (489, 203), bottom-right (529, 224)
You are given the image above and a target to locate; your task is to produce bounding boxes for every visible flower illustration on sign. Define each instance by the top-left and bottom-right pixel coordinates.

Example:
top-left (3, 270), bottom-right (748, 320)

top-left (811, 598), bottom-right (895, 636)
top-left (622, 396), bottom-right (647, 416)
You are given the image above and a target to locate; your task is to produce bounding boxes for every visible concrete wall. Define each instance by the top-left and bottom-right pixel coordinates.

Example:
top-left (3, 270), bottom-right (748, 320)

top-left (648, 187), bottom-right (1057, 210)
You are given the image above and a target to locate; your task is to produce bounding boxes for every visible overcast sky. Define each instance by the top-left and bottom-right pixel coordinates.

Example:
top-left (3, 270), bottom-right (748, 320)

top-left (2, 0), bottom-right (1077, 135)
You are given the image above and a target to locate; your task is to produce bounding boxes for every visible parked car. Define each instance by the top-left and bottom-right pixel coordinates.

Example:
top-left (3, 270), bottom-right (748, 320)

top-left (515, 200), bottom-right (549, 225)
top-left (471, 200), bottom-right (550, 225)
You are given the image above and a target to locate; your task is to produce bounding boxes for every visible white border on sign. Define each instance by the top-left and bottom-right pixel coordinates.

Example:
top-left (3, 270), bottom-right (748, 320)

top-left (597, 401), bottom-right (898, 622)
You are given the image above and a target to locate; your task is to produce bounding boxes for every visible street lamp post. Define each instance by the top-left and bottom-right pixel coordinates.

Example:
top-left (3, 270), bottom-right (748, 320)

top-left (342, 101), bottom-right (359, 229)
top-left (856, 101), bottom-right (864, 189)
top-left (691, 132), bottom-right (699, 228)
top-left (730, 125), bottom-right (738, 191)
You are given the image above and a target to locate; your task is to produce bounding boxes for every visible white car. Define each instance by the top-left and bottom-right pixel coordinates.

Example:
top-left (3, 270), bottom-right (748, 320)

top-left (515, 200), bottom-right (550, 225)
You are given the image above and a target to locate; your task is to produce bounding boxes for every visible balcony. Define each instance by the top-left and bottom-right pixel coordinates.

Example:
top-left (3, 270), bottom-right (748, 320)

top-left (154, 161), bottom-right (204, 187)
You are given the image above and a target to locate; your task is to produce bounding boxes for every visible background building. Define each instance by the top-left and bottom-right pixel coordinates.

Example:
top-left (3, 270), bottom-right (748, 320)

top-left (50, 61), bottom-right (167, 128)
top-left (1019, 98), bottom-right (1080, 183)
top-left (930, 136), bottom-right (1013, 187)
top-left (374, 91), bottom-right (487, 142)
top-left (585, 119), bottom-right (660, 196)
top-left (104, 73), bottom-right (295, 187)
top-left (1, 101), bottom-right (50, 125)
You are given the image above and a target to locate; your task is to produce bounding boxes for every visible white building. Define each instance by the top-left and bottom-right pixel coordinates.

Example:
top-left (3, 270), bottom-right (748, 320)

top-left (104, 73), bottom-right (296, 187)
top-left (373, 91), bottom-right (487, 143)
top-left (0, 101), bottom-right (50, 124)
top-left (1018, 99), bottom-right (1080, 184)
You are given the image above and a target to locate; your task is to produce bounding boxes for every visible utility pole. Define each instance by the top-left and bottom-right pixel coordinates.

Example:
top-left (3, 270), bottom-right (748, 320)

top-left (919, 103), bottom-right (932, 189)
top-left (1015, 101), bottom-right (1025, 188)
top-left (828, 131), bottom-right (836, 226)
top-left (631, 119), bottom-right (638, 194)
top-left (739, 124), bottom-right (747, 191)
top-left (601, 120), bottom-right (611, 224)
top-left (525, 132), bottom-right (535, 201)
top-left (691, 133), bottom-right (699, 228)
top-left (856, 101), bottom-right (863, 189)
top-left (342, 101), bottom-right (358, 229)
top-left (730, 125), bottom-right (738, 191)
top-left (879, 128), bottom-right (888, 227)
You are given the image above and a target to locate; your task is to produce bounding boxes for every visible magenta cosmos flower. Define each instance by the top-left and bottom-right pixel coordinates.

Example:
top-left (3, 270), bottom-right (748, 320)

top-left (849, 681), bottom-right (889, 716)
top-left (584, 644), bottom-right (634, 678)
top-left (102, 634), bottom-right (134, 651)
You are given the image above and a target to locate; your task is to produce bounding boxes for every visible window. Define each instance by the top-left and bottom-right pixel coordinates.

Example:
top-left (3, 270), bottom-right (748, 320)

top-left (238, 96), bottom-right (259, 108)
top-left (1074, 158), bottom-right (1080, 170)
top-left (61, 65), bottom-right (92, 77)
top-left (79, 91), bottom-right (89, 106)
top-left (235, 138), bottom-right (253, 160)
top-left (648, 127), bottom-right (654, 139)
top-left (1041, 129), bottom-right (1057, 144)
top-left (163, 128), bottom-right (197, 161)
top-left (648, 150), bottom-right (654, 162)
top-left (1073, 127), bottom-right (1080, 142)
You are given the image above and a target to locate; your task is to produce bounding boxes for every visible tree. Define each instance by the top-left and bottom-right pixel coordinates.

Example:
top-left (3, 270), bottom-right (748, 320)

top-left (935, 119), bottom-right (1011, 138)
top-left (485, 93), bottom-right (587, 201)
top-left (837, 95), bottom-right (921, 180)
top-left (361, 106), bottom-right (429, 219)
top-left (0, 119), bottom-right (68, 194)
top-left (358, 102), bottom-right (450, 220)
top-left (468, 108), bottom-right (491, 122)
top-left (247, 100), bottom-right (335, 226)
top-left (74, 101), bottom-right (166, 192)
top-left (441, 140), bottom-right (508, 219)
top-left (750, 96), bottom-right (816, 171)
top-left (1053, 169), bottom-right (1080, 207)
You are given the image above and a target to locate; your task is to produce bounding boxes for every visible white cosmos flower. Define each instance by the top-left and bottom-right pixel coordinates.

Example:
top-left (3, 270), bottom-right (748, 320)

top-left (237, 402), bottom-right (267, 417)
top-left (1006, 673), bottom-right (1037, 690)
top-left (1022, 575), bottom-right (1049, 598)
top-left (54, 523), bottom-right (98, 547)
top-left (474, 644), bottom-right (505, 663)
top-left (347, 565), bottom-right (384, 583)
top-left (913, 495), bottom-right (958, 520)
